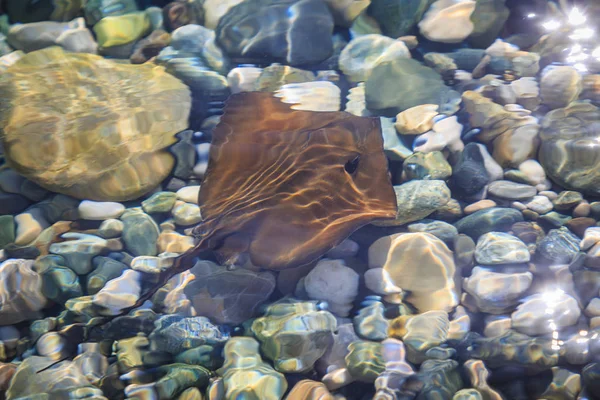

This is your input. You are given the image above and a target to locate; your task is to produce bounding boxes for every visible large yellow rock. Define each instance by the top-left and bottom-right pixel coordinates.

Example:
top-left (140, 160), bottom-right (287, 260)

top-left (0, 47), bottom-right (191, 201)
top-left (368, 232), bottom-right (459, 312)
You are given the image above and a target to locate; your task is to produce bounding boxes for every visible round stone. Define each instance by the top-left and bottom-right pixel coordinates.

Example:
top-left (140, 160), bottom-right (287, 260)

top-left (539, 102), bottom-right (600, 195)
top-left (475, 232), bottom-right (530, 265)
top-left (78, 200), bottom-right (125, 220)
top-left (487, 180), bottom-right (536, 200)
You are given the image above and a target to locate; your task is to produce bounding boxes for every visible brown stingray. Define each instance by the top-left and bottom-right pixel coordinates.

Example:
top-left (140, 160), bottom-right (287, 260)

top-left (86, 92), bottom-right (397, 327)
top-left (193, 91), bottom-right (398, 269)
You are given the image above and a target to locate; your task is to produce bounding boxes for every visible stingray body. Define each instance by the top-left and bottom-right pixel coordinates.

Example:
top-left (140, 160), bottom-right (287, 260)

top-left (112, 92), bottom-right (397, 317)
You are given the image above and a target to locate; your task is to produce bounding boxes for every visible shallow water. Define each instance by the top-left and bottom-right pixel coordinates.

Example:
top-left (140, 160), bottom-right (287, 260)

top-left (1, 0), bottom-right (600, 399)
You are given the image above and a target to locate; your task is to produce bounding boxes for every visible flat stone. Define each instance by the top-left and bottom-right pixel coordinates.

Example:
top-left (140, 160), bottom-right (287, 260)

top-left (518, 159), bottom-right (546, 186)
top-left (464, 267), bottom-right (532, 314)
top-left (215, 0), bottom-right (334, 66)
top-left (304, 259), bottom-right (359, 317)
top-left (78, 200), bottom-right (125, 220)
top-left (0, 259), bottom-right (47, 325)
top-left (475, 232), bottom-right (530, 265)
top-left (365, 57), bottom-right (459, 116)
top-left (120, 208), bottom-right (159, 257)
top-left (454, 207), bottom-right (523, 240)
top-left (97, 219), bottom-right (124, 239)
top-left (176, 186), bottom-right (200, 204)
top-left (487, 180), bottom-right (536, 200)
top-left (538, 211), bottom-right (572, 230)
top-left (402, 151), bottom-right (452, 181)
top-left (141, 191), bottom-right (177, 214)
top-left (49, 233), bottom-right (108, 275)
top-left (524, 196), bottom-right (553, 214)
top-left (464, 200), bottom-right (497, 215)
top-left (511, 291), bottom-right (580, 336)
top-left (535, 227), bottom-right (580, 265)
top-left (172, 201), bottom-right (202, 226)
top-left (93, 269), bottom-right (142, 316)
top-left (14, 210), bottom-right (48, 246)
top-left (375, 180), bottom-right (450, 226)
top-left (184, 260), bottom-right (276, 324)
top-left (553, 191), bottom-right (583, 211)
top-left (407, 219), bottom-right (458, 244)
top-left (87, 256), bottom-right (128, 295)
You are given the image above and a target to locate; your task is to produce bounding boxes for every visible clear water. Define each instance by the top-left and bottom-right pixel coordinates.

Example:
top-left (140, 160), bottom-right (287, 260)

top-left (0, 0), bottom-right (599, 399)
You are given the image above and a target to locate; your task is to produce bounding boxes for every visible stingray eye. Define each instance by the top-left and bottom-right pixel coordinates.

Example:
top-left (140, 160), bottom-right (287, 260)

top-left (344, 155), bottom-right (360, 174)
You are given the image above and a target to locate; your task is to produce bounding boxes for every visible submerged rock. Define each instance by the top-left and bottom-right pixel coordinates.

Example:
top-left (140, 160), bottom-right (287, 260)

top-left (216, 0), bottom-right (334, 66)
top-left (184, 260), bottom-right (276, 325)
top-left (252, 299), bottom-right (337, 373)
top-left (6, 356), bottom-right (107, 399)
top-left (539, 102), bottom-right (600, 195)
top-left (365, 58), bottom-right (460, 116)
top-left (368, 232), bottom-right (459, 312)
top-left (375, 180), bottom-right (451, 226)
top-left (0, 259), bottom-right (47, 325)
top-left (0, 46), bottom-right (191, 201)
top-left (149, 315), bottom-right (227, 355)
top-left (217, 337), bottom-right (287, 400)
top-left (419, 0), bottom-right (476, 43)
top-left (367, 0), bottom-right (434, 38)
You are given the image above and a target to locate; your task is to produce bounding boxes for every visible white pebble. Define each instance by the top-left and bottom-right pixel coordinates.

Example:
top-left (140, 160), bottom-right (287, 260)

top-left (78, 200), bottom-right (125, 220)
top-left (518, 160), bottom-right (546, 186)
top-left (14, 209), bottom-right (48, 246)
top-left (93, 270), bottom-right (142, 316)
top-left (304, 259), bottom-right (359, 317)
top-left (176, 186), bottom-right (201, 204)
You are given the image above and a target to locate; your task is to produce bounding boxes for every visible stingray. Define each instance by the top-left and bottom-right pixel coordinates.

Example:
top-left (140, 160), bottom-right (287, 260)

top-left (95, 92), bottom-right (396, 323)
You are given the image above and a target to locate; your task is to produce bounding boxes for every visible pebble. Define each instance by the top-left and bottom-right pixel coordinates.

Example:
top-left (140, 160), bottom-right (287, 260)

top-left (455, 207), bottom-right (523, 240)
top-left (14, 210), bottom-right (48, 246)
top-left (121, 208), bottom-right (160, 257)
top-left (524, 195), bottom-right (553, 214)
top-left (463, 200), bottom-right (497, 215)
top-left (368, 232), bottom-right (459, 312)
top-left (553, 191), bottom-right (584, 211)
top-left (157, 230), bottom-right (195, 253)
top-left (574, 201), bottom-right (591, 218)
top-left (451, 143), bottom-right (489, 197)
top-left (518, 159), bottom-right (546, 185)
top-left (464, 267), bottom-right (532, 313)
top-left (511, 290), bottom-right (580, 336)
top-left (49, 232), bottom-right (108, 275)
top-left (376, 180), bottom-right (451, 226)
top-left (172, 201), bottom-right (203, 226)
top-left (395, 104), bottom-right (438, 135)
top-left (536, 227), bottom-right (580, 265)
top-left (475, 232), bottom-right (530, 265)
top-left (78, 200), bottom-right (125, 220)
top-left (303, 259), bottom-right (359, 317)
top-left (97, 218), bottom-right (124, 239)
top-left (93, 269), bottom-right (142, 316)
top-left (407, 219), bottom-right (458, 244)
top-left (176, 186), bottom-right (200, 204)
top-left (487, 180), bottom-right (537, 200)
top-left (141, 191), bottom-right (177, 214)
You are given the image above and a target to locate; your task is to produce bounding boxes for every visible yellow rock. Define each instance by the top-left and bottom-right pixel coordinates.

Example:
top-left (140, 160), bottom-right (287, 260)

top-left (368, 232), bottom-right (459, 312)
top-left (286, 379), bottom-right (334, 400)
top-left (93, 11), bottom-right (151, 48)
top-left (395, 104), bottom-right (439, 135)
top-left (0, 47), bottom-right (191, 201)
